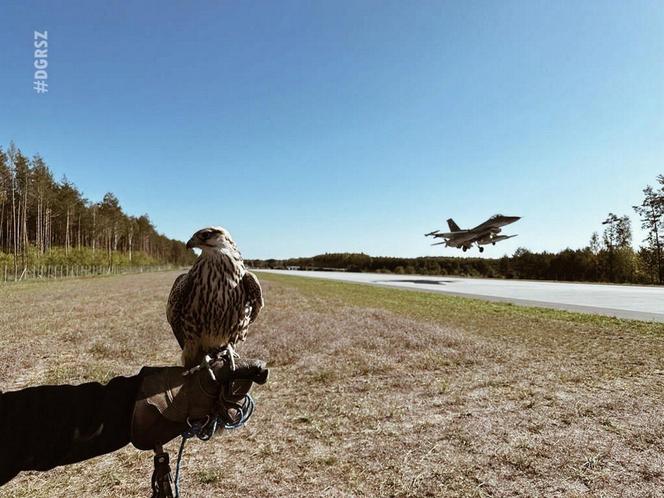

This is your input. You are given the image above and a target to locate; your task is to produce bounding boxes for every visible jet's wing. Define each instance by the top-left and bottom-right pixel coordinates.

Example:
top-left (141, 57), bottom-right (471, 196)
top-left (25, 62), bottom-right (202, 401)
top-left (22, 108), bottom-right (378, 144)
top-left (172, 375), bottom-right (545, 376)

top-left (476, 234), bottom-right (518, 246)
top-left (493, 234), bottom-right (518, 243)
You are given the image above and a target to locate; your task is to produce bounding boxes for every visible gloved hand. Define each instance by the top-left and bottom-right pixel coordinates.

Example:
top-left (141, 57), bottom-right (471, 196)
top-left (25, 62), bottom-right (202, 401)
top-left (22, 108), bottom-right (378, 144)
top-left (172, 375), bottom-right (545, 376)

top-left (130, 357), bottom-right (268, 451)
top-left (0, 358), bottom-right (268, 487)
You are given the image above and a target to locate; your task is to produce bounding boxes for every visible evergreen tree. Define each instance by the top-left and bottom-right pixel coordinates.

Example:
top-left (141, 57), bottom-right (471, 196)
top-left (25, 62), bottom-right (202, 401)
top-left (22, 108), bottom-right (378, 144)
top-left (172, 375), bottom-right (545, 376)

top-left (634, 177), bottom-right (664, 284)
top-left (0, 142), bottom-right (195, 276)
top-left (601, 213), bottom-right (633, 281)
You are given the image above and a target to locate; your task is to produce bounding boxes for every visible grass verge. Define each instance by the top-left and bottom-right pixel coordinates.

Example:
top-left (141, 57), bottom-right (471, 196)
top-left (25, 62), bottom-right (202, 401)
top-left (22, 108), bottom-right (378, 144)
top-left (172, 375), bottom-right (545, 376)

top-left (0, 271), bottom-right (662, 497)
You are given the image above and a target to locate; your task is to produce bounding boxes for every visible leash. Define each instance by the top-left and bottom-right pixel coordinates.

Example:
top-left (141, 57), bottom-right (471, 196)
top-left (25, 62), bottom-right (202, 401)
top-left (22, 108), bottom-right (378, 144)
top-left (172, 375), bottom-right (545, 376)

top-left (151, 352), bottom-right (257, 498)
top-left (173, 393), bottom-right (255, 498)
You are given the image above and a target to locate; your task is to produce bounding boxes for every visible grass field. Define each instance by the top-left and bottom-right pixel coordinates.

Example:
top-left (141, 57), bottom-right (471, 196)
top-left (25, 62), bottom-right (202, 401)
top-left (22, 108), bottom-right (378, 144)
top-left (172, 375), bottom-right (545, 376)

top-left (1, 271), bottom-right (663, 497)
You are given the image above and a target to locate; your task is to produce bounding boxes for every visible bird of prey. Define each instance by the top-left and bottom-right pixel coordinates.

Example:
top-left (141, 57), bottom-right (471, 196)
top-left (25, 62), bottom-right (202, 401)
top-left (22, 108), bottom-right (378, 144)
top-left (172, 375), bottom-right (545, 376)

top-left (167, 227), bottom-right (264, 369)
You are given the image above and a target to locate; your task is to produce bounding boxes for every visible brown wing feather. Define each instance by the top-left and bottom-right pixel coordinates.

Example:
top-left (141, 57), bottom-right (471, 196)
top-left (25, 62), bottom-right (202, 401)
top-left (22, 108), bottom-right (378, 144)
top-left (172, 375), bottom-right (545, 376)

top-left (167, 272), bottom-right (192, 349)
top-left (242, 271), bottom-right (264, 324)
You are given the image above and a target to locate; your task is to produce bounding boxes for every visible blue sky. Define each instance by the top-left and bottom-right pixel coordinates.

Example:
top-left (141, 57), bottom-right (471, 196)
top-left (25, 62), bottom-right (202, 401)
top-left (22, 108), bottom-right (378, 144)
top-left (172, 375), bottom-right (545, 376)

top-left (1, 1), bottom-right (662, 259)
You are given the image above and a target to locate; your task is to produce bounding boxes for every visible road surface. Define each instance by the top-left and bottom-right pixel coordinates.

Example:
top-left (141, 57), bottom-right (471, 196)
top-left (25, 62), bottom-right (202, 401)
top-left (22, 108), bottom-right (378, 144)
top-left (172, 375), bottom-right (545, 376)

top-left (260, 270), bottom-right (664, 322)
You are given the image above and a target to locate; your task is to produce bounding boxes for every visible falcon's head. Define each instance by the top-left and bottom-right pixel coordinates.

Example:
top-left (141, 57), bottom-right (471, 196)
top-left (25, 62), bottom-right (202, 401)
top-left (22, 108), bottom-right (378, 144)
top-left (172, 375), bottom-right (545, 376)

top-left (186, 227), bottom-right (238, 254)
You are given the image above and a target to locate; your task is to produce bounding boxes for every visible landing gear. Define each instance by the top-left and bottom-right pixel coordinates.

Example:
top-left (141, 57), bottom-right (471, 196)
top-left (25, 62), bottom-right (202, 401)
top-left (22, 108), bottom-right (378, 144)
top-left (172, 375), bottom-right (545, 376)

top-left (492, 242), bottom-right (496, 246)
top-left (479, 246), bottom-right (484, 253)
top-left (462, 246), bottom-right (468, 252)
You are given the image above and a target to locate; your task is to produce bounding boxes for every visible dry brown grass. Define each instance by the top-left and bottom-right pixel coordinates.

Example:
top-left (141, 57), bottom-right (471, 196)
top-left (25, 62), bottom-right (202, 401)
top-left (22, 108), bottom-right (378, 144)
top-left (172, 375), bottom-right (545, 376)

top-left (1, 271), bottom-right (663, 497)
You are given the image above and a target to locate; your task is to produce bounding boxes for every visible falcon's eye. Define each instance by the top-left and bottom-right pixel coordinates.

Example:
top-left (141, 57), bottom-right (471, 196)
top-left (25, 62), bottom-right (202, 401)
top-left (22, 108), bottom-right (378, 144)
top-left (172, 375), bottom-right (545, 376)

top-left (200, 231), bottom-right (211, 239)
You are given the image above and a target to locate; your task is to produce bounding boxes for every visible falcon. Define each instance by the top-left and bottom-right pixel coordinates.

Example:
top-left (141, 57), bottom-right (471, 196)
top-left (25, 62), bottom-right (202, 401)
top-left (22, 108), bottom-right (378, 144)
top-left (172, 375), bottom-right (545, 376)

top-left (167, 227), bottom-right (264, 369)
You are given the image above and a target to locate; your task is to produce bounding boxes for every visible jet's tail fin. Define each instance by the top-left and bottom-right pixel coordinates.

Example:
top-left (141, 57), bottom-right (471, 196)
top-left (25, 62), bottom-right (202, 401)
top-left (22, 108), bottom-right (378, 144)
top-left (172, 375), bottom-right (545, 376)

top-left (447, 218), bottom-right (461, 232)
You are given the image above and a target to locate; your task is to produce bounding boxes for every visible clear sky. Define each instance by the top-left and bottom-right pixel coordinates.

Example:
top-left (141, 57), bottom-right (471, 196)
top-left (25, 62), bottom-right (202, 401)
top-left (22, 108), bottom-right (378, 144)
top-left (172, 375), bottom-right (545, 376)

top-left (1, 1), bottom-right (662, 259)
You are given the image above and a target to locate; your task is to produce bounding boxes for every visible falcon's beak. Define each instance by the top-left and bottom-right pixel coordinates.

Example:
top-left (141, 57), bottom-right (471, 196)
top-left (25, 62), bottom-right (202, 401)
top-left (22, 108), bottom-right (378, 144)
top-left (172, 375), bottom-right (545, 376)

top-left (186, 237), bottom-right (197, 250)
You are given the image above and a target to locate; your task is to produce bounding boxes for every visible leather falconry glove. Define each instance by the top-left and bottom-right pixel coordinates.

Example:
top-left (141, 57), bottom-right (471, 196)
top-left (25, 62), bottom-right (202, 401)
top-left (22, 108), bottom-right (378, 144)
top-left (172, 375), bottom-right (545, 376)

top-left (130, 356), bottom-right (268, 451)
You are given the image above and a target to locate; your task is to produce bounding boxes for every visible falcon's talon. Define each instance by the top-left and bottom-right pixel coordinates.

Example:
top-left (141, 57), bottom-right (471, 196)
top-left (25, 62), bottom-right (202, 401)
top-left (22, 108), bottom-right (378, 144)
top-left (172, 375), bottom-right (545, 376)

top-left (183, 354), bottom-right (217, 381)
top-left (202, 354), bottom-right (217, 382)
top-left (221, 344), bottom-right (238, 371)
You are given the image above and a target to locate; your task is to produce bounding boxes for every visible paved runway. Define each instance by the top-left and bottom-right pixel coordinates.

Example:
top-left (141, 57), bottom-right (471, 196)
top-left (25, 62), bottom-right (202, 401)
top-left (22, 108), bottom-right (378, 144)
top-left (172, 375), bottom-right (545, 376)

top-left (261, 270), bottom-right (664, 322)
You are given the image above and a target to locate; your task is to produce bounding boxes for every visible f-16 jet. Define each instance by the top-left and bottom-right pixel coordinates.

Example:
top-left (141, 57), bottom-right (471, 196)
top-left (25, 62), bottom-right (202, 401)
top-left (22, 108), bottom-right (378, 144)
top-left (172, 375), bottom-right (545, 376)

top-left (425, 214), bottom-right (520, 253)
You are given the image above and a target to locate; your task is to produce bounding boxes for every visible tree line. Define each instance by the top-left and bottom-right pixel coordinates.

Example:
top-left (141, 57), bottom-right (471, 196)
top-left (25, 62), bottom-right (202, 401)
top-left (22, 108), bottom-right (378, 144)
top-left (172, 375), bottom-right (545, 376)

top-left (249, 174), bottom-right (664, 285)
top-left (0, 142), bottom-right (195, 279)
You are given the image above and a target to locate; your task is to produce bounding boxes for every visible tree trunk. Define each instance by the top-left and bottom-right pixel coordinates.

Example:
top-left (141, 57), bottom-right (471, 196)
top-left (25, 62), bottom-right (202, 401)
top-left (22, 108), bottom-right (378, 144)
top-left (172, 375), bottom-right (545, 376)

top-left (128, 230), bottom-right (133, 262)
top-left (65, 208), bottom-right (70, 255)
top-left (11, 170), bottom-right (17, 279)
top-left (0, 200), bottom-right (5, 252)
top-left (77, 212), bottom-right (81, 249)
top-left (648, 204), bottom-right (663, 284)
top-left (21, 168), bottom-right (28, 270)
top-left (92, 208), bottom-right (96, 253)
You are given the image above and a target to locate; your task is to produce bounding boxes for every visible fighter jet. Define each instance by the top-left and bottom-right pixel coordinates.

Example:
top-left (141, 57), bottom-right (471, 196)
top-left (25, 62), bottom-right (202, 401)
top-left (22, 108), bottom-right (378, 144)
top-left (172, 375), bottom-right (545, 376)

top-left (425, 214), bottom-right (520, 253)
